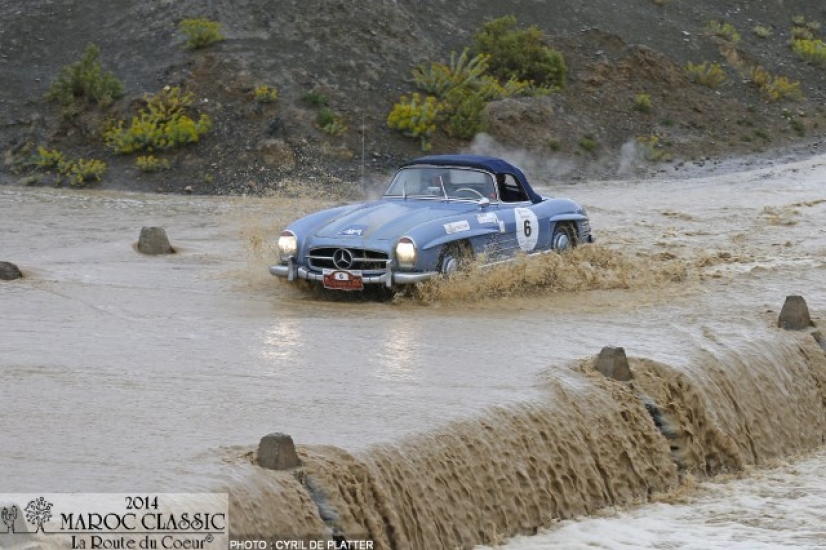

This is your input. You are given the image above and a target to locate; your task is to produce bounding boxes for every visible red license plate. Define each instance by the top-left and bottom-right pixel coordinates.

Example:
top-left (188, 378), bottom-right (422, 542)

top-left (322, 269), bottom-right (364, 291)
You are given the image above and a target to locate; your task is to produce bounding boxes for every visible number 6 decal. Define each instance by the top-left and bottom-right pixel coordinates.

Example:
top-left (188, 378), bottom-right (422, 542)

top-left (515, 208), bottom-right (539, 252)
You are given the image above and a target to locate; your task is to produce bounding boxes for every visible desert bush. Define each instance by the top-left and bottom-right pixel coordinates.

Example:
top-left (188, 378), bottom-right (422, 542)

top-left (748, 66), bottom-right (804, 102)
top-left (684, 61), bottom-right (728, 89)
top-left (33, 147), bottom-right (106, 187)
top-left (633, 93), bottom-right (652, 112)
top-left (104, 86), bottom-right (212, 154)
top-left (754, 128), bottom-right (771, 141)
top-left (791, 39), bottom-right (826, 65)
top-left (704, 20), bottom-right (741, 44)
top-left (302, 90), bottom-right (329, 107)
top-left (47, 44), bottom-right (124, 108)
top-left (179, 18), bottom-right (224, 49)
top-left (470, 15), bottom-right (566, 89)
top-left (387, 93), bottom-right (441, 151)
top-left (636, 135), bottom-right (671, 161)
top-left (442, 87), bottom-right (488, 139)
top-left (791, 15), bottom-right (807, 27)
top-left (752, 25), bottom-right (773, 39)
top-left (413, 50), bottom-right (490, 96)
top-left (34, 147), bottom-right (68, 171)
top-left (414, 49), bottom-right (543, 103)
top-left (791, 26), bottom-right (815, 41)
top-left (578, 136), bottom-right (598, 152)
top-left (67, 159), bottom-right (107, 187)
top-left (253, 85), bottom-right (278, 103)
top-left (315, 108), bottom-right (347, 136)
top-left (790, 117), bottom-right (806, 135)
top-left (136, 155), bottom-right (171, 172)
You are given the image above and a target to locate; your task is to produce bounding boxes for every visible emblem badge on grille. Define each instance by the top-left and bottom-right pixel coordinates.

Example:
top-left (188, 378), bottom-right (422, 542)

top-left (332, 248), bottom-right (354, 269)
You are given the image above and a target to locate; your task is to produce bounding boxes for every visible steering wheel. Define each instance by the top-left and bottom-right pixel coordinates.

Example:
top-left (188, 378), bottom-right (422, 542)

top-left (452, 187), bottom-right (486, 200)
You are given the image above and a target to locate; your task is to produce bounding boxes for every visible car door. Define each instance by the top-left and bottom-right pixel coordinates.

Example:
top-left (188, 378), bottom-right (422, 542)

top-left (490, 174), bottom-right (551, 259)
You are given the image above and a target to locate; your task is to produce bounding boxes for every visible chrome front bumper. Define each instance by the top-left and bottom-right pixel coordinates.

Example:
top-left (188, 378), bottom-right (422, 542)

top-left (269, 258), bottom-right (438, 288)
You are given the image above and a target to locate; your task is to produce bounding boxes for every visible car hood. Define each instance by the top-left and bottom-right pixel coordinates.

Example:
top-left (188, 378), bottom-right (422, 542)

top-left (314, 199), bottom-right (481, 241)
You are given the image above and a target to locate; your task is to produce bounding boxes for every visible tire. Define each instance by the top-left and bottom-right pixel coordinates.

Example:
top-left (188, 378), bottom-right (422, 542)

top-left (439, 242), bottom-right (473, 276)
top-left (552, 223), bottom-right (577, 252)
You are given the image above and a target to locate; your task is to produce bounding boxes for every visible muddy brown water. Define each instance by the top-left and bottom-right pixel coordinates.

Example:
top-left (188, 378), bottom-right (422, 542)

top-left (1, 154), bottom-right (825, 548)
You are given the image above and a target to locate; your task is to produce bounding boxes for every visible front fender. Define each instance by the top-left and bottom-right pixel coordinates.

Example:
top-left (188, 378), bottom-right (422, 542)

top-left (421, 227), bottom-right (501, 251)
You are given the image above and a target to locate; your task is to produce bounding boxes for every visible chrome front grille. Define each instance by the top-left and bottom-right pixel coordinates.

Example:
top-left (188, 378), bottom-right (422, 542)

top-left (307, 247), bottom-right (390, 271)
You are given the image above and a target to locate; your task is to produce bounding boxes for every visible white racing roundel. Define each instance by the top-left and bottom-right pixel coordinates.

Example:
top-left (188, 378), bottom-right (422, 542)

top-left (515, 208), bottom-right (539, 252)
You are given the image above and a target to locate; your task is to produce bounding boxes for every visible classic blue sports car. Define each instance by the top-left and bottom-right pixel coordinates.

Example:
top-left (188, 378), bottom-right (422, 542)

top-left (270, 155), bottom-right (593, 291)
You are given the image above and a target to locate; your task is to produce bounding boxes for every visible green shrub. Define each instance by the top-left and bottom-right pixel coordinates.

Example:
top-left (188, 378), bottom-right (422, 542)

top-left (470, 15), bottom-right (566, 89)
top-left (253, 85), bottom-right (278, 103)
top-left (442, 87), bottom-right (488, 139)
top-left (315, 108), bottom-right (347, 136)
top-left (791, 15), bottom-right (807, 27)
top-left (315, 108), bottom-right (336, 128)
top-left (179, 18), bottom-right (224, 49)
top-left (387, 93), bottom-right (441, 151)
top-left (633, 93), bottom-right (652, 112)
top-left (791, 39), bottom-right (826, 65)
top-left (34, 147), bottom-right (69, 171)
top-left (413, 50), bottom-right (490, 96)
top-left (68, 159), bottom-right (107, 187)
top-left (46, 44), bottom-right (124, 107)
top-left (754, 128), bottom-right (771, 141)
top-left (578, 136), bottom-right (598, 152)
top-left (684, 61), bottom-right (728, 89)
top-left (636, 135), bottom-right (670, 161)
top-left (748, 66), bottom-right (804, 102)
top-left (104, 86), bottom-right (212, 154)
top-left (136, 155), bottom-right (171, 172)
top-left (752, 25), bottom-right (773, 39)
top-left (33, 147), bottom-right (106, 187)
top-left (791, 26), bottom-right (815, 41)
top-left (302, 90), bottom-right (329, 107)
top-left (704, 20), bottom-right (741, 44)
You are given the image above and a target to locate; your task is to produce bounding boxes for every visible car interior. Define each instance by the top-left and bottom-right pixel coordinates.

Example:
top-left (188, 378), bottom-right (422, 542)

top-left (497, 173), bottom-right (530, 202)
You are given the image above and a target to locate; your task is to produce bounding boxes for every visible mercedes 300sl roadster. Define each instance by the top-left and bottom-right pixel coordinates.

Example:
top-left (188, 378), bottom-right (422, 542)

top-left (270, 154), bottom-right (593, 291)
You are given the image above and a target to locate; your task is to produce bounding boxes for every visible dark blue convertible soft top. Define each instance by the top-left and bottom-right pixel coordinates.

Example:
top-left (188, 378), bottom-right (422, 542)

top-left (402, 154), bottom-right (543, 203)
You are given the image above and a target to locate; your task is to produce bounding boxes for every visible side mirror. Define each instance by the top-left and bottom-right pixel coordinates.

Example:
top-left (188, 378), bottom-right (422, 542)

top-left (478, 197), bottom-right (490, 208)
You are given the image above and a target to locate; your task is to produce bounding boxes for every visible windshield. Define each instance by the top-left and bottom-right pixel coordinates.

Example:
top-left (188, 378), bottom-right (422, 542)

top-left (383, 167), bottom-right (496, 202)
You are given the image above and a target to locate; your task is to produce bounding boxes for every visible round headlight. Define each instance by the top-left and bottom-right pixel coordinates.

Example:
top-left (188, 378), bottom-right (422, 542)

top-left (278, 231), bottom-right (297, 261)
top-left (395, 237), bottom-right (417, 269)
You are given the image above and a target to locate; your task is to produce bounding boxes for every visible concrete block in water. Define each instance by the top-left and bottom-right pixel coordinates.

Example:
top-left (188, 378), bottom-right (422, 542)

top-left (595, 346), bottom-right (633, 382)
top-left (0, 261), bottom-right (23, 280)
top-left (137, 226), bottom-right (174, 255)
top-left (778, 295), bottom-right (812, 330)
top-left (258, 432), bottom-right (301, 470)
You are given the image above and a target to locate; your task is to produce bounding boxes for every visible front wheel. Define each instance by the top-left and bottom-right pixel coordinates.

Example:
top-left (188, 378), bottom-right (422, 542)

top-left (439, 242), bottom-right (473, 276)
top-left (552, 223), bottom-right (577, 252)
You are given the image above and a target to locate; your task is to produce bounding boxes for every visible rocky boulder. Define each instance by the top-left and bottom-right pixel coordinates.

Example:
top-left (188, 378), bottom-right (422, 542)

top-left (0, 261), bottom-right (23, 280)
top-left (137, 227), bottom-right (175, 255)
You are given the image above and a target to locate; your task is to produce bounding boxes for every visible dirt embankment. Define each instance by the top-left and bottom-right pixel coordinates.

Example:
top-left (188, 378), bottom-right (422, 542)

top-left (1, 0), bottom-right (825, 195)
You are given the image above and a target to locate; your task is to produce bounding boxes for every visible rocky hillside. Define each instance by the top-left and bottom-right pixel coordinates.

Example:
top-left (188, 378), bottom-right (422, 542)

top-left (1, 0), bottom-right (825, 195)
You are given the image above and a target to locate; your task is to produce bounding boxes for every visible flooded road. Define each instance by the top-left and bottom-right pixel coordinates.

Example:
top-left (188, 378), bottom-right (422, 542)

top-left (1, 152), bottom-right (825, 547)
